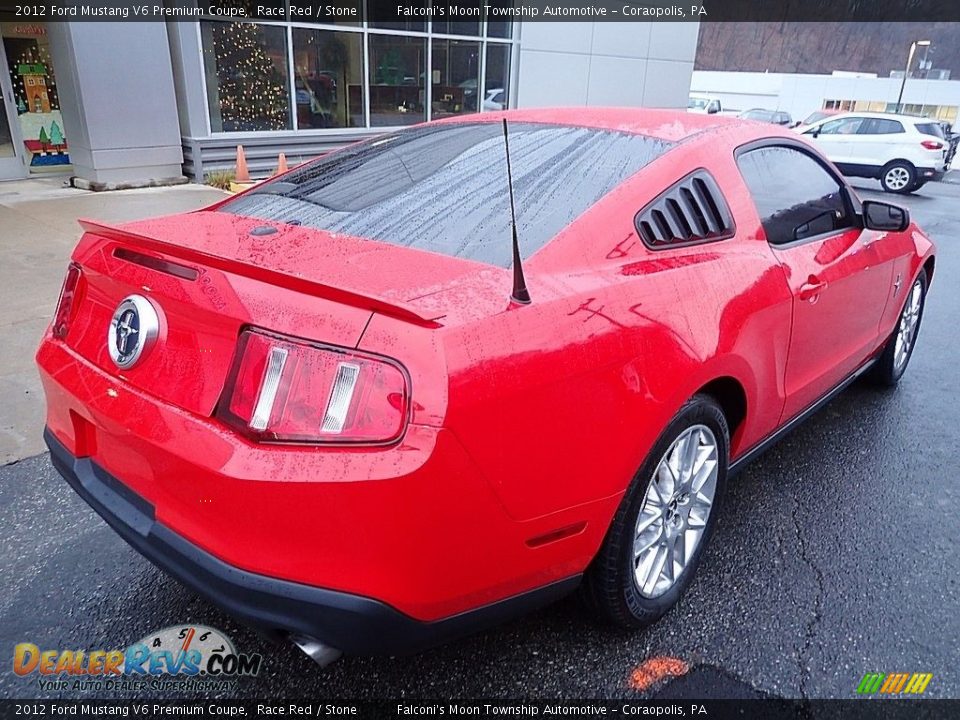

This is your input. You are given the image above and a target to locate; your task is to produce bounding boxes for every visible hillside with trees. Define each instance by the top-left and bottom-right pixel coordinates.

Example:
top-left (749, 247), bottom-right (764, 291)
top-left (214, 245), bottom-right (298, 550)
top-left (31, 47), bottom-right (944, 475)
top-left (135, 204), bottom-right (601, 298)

top-left (696, 23), bottom-right (960, 78)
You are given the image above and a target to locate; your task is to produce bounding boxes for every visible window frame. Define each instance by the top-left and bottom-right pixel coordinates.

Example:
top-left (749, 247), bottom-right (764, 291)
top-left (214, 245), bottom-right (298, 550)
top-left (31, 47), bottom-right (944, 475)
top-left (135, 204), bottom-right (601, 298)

top-left (734, 138), bottom-right (863, 250)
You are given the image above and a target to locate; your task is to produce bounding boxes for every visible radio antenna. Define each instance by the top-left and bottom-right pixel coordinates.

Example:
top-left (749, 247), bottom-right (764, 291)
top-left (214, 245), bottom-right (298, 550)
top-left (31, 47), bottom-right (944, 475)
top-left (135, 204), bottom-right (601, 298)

top-left (502, 119), bottom-right (531, 304)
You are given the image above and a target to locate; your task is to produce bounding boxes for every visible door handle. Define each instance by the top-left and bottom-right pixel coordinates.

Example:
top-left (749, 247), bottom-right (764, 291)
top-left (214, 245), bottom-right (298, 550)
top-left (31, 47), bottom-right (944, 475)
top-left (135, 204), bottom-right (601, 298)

top-left (799, 279), bottom-right (827, 301)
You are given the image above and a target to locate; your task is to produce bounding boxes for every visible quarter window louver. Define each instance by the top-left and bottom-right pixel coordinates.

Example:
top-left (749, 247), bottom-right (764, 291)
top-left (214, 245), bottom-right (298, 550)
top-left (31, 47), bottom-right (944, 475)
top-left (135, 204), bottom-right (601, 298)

top-left (634, 171), bottom-right (735, 249)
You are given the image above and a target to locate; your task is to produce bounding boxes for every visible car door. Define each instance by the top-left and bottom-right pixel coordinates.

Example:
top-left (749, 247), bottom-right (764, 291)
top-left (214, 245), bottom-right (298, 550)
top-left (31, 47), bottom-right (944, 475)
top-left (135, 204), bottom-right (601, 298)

top-left (849, 118), bottom-right (906, 173)
top-left (737, 143), bottom-right (892, 422)
top-left (803, 116), bottom-right (866, 170)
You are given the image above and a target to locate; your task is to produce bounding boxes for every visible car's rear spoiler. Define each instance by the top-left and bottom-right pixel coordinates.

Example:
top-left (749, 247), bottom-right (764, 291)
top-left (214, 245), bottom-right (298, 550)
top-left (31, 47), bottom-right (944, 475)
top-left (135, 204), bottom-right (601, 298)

top-left (78, 219), bottom-right (442, 328)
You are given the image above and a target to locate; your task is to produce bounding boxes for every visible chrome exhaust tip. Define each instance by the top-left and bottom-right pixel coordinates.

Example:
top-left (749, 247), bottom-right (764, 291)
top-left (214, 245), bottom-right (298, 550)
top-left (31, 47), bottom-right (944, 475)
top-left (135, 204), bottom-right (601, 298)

top-left (289, 634), bottom-right (342, 667)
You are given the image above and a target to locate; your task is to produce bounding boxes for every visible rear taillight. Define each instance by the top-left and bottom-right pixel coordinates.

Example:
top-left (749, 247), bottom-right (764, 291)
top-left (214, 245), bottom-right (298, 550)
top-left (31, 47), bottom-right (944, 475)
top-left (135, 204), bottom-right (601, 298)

top-left (921, 139), bottom-right (944, 150)
top-left (52, 263), bottom-right (82, 339)
top-left (217, 329), bottom-right (409, 445)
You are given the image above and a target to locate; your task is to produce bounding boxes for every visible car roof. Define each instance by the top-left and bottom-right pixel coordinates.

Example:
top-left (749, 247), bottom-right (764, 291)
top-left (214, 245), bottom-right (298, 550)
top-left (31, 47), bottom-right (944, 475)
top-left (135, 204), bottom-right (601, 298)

top-left (435, 107), bottom-right (743, 143)
top-left (811, 110), bottom-right (936, 124)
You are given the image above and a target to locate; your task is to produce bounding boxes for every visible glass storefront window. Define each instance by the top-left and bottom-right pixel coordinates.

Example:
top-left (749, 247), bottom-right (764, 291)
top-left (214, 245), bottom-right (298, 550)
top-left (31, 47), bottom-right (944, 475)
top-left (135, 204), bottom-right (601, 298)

top-left (369, 35), bottom-right (426, 126)
top-left (201, 21), bottom-right (292, 132)
top-left (431, 39), bottom-right (480, 117)
top-left (292, 28), bottom-right (363, 129)
top-left (483, 43), bottom-right (510, 112)
top-left (199, 17), bottom-right (514, 133)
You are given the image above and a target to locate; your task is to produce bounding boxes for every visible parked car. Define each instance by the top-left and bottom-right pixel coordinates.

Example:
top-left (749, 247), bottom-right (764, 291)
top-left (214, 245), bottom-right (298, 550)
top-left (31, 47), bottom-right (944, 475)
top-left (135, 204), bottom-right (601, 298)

top-left (688, 93), bottom-right (722, 114)
top-left (457, 82), bottom-right (506, 113)
top-left (739, 108), bottom-right (793, 126)
top-left (37, 109), bottom-right (934, 663)
top-left (482, 88), bottom-right (505, 111)
top-left (799, 111), bottom-right (951, 193)
top-left (794, 108), bottom-right (842, 132)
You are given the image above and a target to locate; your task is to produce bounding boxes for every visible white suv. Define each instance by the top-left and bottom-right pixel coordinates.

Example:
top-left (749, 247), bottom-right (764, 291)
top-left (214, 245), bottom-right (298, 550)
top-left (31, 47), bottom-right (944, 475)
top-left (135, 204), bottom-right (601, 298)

top-left (798, 111), bottom-right (950, 193)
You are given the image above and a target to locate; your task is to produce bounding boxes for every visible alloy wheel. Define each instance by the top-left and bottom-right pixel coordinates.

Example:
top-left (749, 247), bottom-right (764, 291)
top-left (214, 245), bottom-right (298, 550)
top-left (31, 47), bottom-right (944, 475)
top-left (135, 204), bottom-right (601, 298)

top-left (884, 166), bottom-right (911, 191)
top-left (894, 279), bottom-right (923, 370)
top-left (634, 424), bottom-right (718, 598)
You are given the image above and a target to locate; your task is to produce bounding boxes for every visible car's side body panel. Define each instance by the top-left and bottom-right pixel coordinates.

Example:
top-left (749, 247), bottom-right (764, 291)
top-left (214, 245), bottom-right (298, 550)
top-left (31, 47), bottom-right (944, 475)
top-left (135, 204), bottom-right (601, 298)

top-left (437, 134), bottom-right (794, 522)
top-left (771, 226), bottom-right (892, 420)
top-left (876, 227), bottom-right (935, 337)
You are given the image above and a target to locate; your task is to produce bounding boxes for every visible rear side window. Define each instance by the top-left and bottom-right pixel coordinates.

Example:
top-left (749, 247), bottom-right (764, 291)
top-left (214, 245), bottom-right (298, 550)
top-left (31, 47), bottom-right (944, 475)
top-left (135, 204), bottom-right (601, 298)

top-left (737, 146), bottom-right (854, 246)
top-left (859, 119), bottom-right (905, 135)
top-left (219, 122), bottom-right (672, 268)
top-left (915, 122), bottom-right (945, 138)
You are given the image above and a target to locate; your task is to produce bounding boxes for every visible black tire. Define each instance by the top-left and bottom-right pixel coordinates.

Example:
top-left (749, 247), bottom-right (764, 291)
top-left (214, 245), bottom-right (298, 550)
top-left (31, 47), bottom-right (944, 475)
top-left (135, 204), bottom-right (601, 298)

top-left (880, 161), bottom-right (917, 194)
top-left (581, 395), bottom-right (729, 628)
top-left (871, 269), bottom-right (927, 386)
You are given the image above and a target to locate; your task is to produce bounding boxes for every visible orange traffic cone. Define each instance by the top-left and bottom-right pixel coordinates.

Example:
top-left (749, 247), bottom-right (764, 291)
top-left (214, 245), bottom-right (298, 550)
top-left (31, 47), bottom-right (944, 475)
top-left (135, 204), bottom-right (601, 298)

top-left (275, 152), bottom-right (288, 176)
top-left (235, 145), bottom-right (250, 183)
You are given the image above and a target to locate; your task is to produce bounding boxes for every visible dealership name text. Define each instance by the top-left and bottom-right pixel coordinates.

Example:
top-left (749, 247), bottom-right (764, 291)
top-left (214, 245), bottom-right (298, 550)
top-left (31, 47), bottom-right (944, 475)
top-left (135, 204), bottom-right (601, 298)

top-left (396, 705), bottom-right (705, 716)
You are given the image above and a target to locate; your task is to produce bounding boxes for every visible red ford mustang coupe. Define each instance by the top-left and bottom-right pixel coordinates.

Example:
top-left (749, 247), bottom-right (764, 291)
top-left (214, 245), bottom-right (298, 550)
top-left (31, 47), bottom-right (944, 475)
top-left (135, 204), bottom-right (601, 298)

top-left (38, 109), bottom-right (933, 664)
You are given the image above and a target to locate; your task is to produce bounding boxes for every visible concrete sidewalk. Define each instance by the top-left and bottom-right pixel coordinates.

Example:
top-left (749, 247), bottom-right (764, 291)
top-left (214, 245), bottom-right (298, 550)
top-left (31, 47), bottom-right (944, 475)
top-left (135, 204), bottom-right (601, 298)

top-left (0, 177), bottom-right (227, 464)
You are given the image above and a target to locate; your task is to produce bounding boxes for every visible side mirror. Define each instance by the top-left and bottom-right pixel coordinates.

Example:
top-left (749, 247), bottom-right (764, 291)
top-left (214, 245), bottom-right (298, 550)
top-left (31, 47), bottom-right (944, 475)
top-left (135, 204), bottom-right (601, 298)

top-left (808, 127), bottom-right (821, 138)
top-left (707, 102), bottom-right (719, 114)
top-left (863, 200), bottom-right (909, 232)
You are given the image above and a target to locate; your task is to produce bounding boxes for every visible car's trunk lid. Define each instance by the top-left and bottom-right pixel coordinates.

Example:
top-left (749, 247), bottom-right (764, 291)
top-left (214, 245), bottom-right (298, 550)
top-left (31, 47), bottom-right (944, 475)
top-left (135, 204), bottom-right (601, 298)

top-left (65, 211), bottom-right (511, 417)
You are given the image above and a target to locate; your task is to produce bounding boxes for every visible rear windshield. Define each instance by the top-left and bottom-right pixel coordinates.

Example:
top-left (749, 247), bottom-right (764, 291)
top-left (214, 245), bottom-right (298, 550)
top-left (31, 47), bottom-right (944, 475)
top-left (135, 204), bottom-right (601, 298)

top-left (915, 122), bottom-right (945, 139)
top-left (219, 122), bottom-right (672, 268)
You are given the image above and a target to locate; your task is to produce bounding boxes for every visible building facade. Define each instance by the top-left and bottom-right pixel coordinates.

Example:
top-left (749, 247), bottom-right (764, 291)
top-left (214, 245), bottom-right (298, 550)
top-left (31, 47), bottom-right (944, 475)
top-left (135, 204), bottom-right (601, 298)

top-left (691, 69), bottom-right (960, 126)
top-left (0, 19), bottom-right (699, 186)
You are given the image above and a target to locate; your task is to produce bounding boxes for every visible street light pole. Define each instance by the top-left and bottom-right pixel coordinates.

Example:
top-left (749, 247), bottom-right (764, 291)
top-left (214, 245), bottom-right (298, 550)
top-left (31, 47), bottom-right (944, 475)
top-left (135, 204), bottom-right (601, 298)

top-left (897, 40), bottom-right (931, 113)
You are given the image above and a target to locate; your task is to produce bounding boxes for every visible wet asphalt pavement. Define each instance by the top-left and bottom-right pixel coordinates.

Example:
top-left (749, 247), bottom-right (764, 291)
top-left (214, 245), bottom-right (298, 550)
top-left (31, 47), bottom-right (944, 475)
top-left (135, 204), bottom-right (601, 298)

top-left (1, 180), bottom-right (958, 702)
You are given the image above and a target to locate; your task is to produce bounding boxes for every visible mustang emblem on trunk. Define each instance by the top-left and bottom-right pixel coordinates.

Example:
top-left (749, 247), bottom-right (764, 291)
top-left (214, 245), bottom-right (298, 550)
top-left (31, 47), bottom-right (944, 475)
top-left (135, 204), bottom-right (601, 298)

top-left (108, 295), bottom-right (160, 369)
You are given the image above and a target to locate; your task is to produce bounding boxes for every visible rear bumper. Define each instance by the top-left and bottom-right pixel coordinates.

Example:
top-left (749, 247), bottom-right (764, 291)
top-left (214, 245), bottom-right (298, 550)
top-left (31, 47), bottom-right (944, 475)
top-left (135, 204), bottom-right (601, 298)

top-left (917, 166), bottom-right (946, 182)
top-left (37, 336), bottom-right (600, 623)
top-left (46, 428), bottom-right (579, 656)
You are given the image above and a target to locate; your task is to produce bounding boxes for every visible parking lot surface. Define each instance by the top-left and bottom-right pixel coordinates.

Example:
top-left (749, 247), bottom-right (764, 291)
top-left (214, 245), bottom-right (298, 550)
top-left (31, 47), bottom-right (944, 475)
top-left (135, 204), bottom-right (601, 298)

top-left (1, 180), bottom-right (958, 700)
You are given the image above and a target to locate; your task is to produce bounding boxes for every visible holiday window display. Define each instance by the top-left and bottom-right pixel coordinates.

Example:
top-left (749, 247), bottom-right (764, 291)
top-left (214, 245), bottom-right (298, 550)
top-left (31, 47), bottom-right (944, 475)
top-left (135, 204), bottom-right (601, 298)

top-left (2, 22), bottom-right (71, 170)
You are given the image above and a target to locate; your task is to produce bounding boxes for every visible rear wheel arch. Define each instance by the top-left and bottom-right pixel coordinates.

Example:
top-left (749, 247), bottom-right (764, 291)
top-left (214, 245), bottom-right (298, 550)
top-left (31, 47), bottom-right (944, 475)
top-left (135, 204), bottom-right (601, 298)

top-left (581, 393), bottom-right (729, 627)
top-left (696, 376), bottom-right (747, 446)
top-left (882, 158), bottom-right (916, 173)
